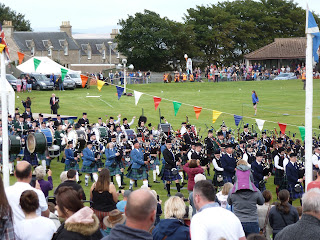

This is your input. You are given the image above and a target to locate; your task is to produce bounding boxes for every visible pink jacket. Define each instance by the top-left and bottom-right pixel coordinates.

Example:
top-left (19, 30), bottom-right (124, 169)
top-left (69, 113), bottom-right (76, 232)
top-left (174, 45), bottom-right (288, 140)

top-left (183, 162), bottom-right (204, 191)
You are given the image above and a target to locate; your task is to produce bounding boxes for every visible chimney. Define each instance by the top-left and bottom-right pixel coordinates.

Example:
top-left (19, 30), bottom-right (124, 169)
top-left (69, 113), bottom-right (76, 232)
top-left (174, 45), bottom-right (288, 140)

top-left (110, 29), bottom-right (119, 39)
top-left (60, 21), bottom-right (72, 37)
top-left (3, 20), bottom-right (14, 37)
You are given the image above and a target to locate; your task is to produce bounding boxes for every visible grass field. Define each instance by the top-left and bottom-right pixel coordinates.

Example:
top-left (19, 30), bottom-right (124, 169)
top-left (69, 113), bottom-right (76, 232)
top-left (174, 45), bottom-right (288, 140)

top-left (8, 79), bottom-right (320, 208)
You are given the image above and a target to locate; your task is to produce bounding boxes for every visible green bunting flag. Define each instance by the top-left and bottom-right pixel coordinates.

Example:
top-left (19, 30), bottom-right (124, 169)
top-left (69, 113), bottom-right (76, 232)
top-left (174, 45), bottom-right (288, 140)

top-left (298, 126), bottom-right (305, 141)
top-left (34, 58), bottom-right (41, 71)
top-left (173, 101), bottom-right (182, 116)
top-left (61, 68), bottom-right (68, 81)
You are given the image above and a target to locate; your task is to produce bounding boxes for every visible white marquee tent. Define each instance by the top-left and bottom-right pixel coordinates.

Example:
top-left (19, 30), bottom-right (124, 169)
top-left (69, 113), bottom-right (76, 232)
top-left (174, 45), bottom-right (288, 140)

top-left (0, 81), bottom-right (15, 118)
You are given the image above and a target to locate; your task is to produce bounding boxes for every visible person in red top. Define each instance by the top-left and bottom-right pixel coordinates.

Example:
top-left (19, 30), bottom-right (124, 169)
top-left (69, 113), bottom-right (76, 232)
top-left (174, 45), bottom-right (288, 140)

top-left (183, 159), bottom-right (204, 192)
top-left (307, 169), bottom-right (320, 191)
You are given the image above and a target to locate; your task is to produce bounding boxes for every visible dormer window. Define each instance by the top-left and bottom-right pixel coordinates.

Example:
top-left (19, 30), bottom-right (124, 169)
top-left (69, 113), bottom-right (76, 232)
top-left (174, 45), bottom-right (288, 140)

top-left (88, 48), bottom-right (92, 60)
top-left (48, 48), bottom-right (52, 56)
top-left (31, 47), bottom-right (35, 56)
top-left (64, 45), bottom-right (68, 55)
top-left (102, 49), bottom-right (106, 59)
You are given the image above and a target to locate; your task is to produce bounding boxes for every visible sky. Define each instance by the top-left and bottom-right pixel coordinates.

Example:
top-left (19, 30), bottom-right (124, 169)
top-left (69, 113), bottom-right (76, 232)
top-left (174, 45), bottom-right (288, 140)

top-left (1, 0), bottom-right (319, 35)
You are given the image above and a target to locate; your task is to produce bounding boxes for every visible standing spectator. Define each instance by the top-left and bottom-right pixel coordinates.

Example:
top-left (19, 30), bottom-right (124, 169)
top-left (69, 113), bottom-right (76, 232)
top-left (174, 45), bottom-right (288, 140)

top-left (26, 75), bottom-right (32, 92)
top-left (5, 161), bottom-right (49, 226)
top-left (102, 189), bottom-right (157, 240)
top-left (49, 73), bottom-right (56, 84)
top-left (15, 190), bottom-right (56, 240)
top-left (307, 169), bottom-right (320, 191)
top-left (57, 75), bottom-right (64, 91)
top-left (16, 77), bottom-right (22, 93)
top-left (152, 196), bottom-right (191, 240)
top-left (109, 70), bottom-right (114, 84)
top-left (252, 90), bottom-right (259, 116)
top-left (116, 190), bottom-right (131, 213)
top-left (0, 175), bottom-right (15, 240)
top-left (268, 189), bottom-right (299, 239)
top-left (257, 190), bottom-right (273, 240)
top-left (190, 180), bottom-right (245, 240)
top-left (21, 97), bottom-right (32, 112)
top-left (21, 76), bottom-right (27, 92)
top-left (50, 93), bottom-right (59, 114)
top-left (183, 159), bottom-right (204, 193)
top-left (275, 188), bottom-right (320, 240)
top-left (86, 72), bottom-right (91, 89)
top-left (189, 173), bottom-right (206, 216)
top-left (34, 166), bottom-right (53, 198)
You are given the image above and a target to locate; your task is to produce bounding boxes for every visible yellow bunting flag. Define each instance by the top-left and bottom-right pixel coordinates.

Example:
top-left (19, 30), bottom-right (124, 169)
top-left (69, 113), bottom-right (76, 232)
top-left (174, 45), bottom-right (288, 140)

top-left (212, 110), bottom-right (222, 124)
top-left (97, 79), bottom-right (105, 91)
top-left (0, 44), bottom-right (6, 53)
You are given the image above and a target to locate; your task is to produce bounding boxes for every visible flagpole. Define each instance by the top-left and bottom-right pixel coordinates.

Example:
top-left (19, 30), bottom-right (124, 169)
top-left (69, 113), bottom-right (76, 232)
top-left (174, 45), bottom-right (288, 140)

top-left (1, 50), bottom-right (9, 187)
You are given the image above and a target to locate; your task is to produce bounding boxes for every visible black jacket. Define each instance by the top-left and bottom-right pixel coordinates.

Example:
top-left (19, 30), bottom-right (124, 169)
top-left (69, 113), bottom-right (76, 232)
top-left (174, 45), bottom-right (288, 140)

top-left (163, 148), bottom-right (176, 170)
top-left (54, 180), bottom-right (86, 200)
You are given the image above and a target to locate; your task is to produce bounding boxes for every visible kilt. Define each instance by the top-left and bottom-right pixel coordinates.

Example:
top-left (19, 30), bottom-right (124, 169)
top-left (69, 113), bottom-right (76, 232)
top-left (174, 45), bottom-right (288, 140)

top-left (126, 167), bottom-right (148, 180)
top-left (274, 169), bottom-right (285, 186)
top-left (9, 154), bottom-right (16, 163)
top-left (81, 164), bottom-right (98, 173)
top-left (287, 183), bottom-right (304, 200)
top-left (161, 169), bottom-right (182, 182)
top-left (65, 163), bottom-right (80, 171)
top-left (223, 175), bottom-right (233, 184)
top-left (254, 181), bottom-right (266, 192)
top-left (107, 164), bottom-right (122, 176)
top-left (213, 171), bottom-right (224, 187)
top-left (148, 157), bottom-right (160, 170)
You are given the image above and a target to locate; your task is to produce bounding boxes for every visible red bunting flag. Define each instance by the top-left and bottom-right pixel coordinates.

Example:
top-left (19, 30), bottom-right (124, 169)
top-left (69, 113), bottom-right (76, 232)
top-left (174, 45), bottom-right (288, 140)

top-left (17, 52), bottom-right (25, 65)
top-left (278, 122), bottom-right (287, 134)
top-left (80, 74), bottom-right (88, 88)
top-left (153, 97), bottom-right (162, 110)
top-left (194, 106), bottom-right (202, 120)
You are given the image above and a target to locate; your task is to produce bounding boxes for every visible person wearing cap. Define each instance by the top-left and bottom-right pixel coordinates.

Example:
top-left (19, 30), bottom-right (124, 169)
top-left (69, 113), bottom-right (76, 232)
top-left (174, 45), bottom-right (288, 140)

top-left (191, 143), bottom-right (208, 175)
top-left (54, 123), bottom-right (65, 162)
top-left (220, 123), bottom-right (228, 138)
top-left (103, 209), bottom-right (126, 235)
top-left (78, 112), bottom-right (90, 128)
top-left (251, 152), bottom-right (270, 191)
top-left (180, 122), bottom-right (187, 136)
top-left (64, 141), bottom-right (80, 181)
top-left (212, 149), bottom-right (224, 189)
top-left (241, 124), bottom-right (251, 142)
top-left (221, 144), bottom-right (236, 183)
top-left (286, 152), bottom-right (304, 205)
top-left (204, 130), bottom-right (219, 158)
top-left (216, 131), bottom-right (225, 146)
top-left (311, 145), bottom-right (320, 171)
top-left (107, 115), bottom-right (121, 129)
top-left (274, 147), bottom-right (286, 195)
top-left (105, 142), bottom-right (124, 190)
top-left (116, 190), bottom-right (131, 213)
top-left (121, 116), bottom-right (136, 131)
top-left (14, 114), bottom-right (28, 137)
top-left (96, 117), bottom-right (106, 127)
top-left (81, 141), bottom-right (99, 186)
top-left (187, 143), bottom-right (196, 160)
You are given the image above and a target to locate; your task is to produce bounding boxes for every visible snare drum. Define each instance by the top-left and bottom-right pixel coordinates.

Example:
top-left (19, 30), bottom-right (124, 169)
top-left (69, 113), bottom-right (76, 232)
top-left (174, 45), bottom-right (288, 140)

top-left (68, 130), bottom-right (87, 151)
top-left (9, 135), bottom-right (22, 154)
top-left (40, 128), bottom-right (53, 147)
top-left (92, 127), bottom-right (108, 142)
top-left (125, 129), bottom-right (136, 140)
top-left (48, 145), bottom-right (60, 158)
top-left (27, 132), bottom-right (47, 154)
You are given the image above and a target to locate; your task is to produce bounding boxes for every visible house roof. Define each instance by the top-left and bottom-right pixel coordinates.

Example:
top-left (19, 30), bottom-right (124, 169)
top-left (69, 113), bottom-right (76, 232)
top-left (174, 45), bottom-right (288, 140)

top-left (13, 32), bottom-right (80, 52)
top-left (245, 37), bottom-right (306, 60)
top-left (75, 39), bottom-right (116, 56)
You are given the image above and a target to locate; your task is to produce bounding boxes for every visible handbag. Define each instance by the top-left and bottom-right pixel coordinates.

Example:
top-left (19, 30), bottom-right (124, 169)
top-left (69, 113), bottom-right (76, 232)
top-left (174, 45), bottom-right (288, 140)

top-left (259, 205), bottom-right (271, 236)
top-left (171, 168), bottom-right (178, 175)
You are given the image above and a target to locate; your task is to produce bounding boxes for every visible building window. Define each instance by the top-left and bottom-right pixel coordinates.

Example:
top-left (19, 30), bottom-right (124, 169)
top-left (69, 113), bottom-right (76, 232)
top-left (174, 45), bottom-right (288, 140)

top-left (102, 49), bottom-right (106, 59)
top-left (88, 49), bottom-right (91, 60)
top-left (31, 47), bottom-right (35, 56)
top-left (48, 48), bottom-right (52, 56)
top-left (64, 45), bottom-right (68, 56)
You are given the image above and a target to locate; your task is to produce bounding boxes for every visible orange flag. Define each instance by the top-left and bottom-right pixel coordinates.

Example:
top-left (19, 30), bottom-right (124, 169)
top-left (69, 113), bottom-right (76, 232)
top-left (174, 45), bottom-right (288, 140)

top-left (17, 52), bottom-right (25, 65)
top-left (80, 74), bottom-right (88, 88)
top-left (194, 106), bottom-right (202, 119)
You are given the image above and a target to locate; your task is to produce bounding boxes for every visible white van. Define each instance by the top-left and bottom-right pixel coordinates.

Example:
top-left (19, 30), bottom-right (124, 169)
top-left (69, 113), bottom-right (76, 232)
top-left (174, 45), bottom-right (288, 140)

top-left (66, 72), bottom-right (82, 87)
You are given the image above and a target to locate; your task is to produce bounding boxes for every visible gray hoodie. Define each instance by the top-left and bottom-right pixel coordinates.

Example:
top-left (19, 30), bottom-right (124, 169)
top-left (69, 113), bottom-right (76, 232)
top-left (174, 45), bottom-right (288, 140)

top-left (102, 224), bottom-right (153, 240)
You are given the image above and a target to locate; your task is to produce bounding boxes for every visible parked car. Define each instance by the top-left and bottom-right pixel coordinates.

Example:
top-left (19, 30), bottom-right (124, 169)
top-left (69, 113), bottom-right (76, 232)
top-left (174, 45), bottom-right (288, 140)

top-left (20, 73), bottom-right (54, 90)
top-left (6, 74), bottom-right (18, 90)
top-left (45, 74), bottom-right (76, 90)
top-left (66, 73), bottom-right (82, 87)
top-left (274, 72), bottom-right (297, 80)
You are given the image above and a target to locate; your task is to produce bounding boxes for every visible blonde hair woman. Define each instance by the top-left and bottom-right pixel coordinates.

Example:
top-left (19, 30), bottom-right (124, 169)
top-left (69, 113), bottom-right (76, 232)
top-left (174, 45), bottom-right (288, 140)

top-left (216, 182), bottom-right (233, 210)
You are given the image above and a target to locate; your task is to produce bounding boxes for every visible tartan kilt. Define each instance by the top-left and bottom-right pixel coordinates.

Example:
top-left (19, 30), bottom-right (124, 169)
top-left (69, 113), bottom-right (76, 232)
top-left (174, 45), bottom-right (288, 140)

top-left (9, 154), bottom-right (16, 163)
top-left (107, 164), bottom-right (122, 176)
top-left (64, 163), bottom-right (80, 171)
top-left (161, 169), bottom-right (182, 182)
top-left (81, 164), bottom-right (98, 173)
top-left (287, 183), bottom-right (304, 200)
top-left (223, 175), bottom-right (233, 184)
top-left (148, 157), bottom-right (160, 170)
top-left (213, 171), bottom-right (224, 187)
top-left (274, 169), bottom-right (285, 186)
top-left (126, 166), bottom-right (148, 180)
top-left (159, 165), bottom-right (165, 177)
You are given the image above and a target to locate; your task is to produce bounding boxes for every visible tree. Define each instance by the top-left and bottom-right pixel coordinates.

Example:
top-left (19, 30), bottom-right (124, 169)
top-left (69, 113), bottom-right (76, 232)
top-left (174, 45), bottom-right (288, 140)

top-left (0, 3), bottom-right (32, 31)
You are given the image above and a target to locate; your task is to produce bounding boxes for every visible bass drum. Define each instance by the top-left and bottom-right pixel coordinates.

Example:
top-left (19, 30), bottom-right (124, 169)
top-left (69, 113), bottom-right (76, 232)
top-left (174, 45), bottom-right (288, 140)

top-left (9, 135), bottom-right (22, 154)
top-left (68, 130), bottom-right (87, 151)
top-left (92, 127), bottom-right (108, 142)
top-left (48, 145), bottom-right (60, 158)
top-left (40, 128), bottom-right (54, 147)
top-left (27, 132), bottom-right (47, 154)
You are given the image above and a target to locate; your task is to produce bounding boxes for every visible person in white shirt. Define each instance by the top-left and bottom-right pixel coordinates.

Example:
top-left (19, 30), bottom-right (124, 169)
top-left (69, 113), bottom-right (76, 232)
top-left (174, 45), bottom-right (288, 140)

top-left (15, 189), bottom-right (56, 240)
top-left (312, 146), bottom-right (320, 171)
top-left (190, 180), bottom-right (246, 240)
top-left (5, 161), bottom-right (49, 226)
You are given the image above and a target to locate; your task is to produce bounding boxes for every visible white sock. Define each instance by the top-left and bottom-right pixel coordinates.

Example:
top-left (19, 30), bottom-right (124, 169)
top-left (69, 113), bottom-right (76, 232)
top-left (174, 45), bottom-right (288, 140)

top-left (93, 173), bottom-right (98, 182)
top-left (179, 172), bottom-right (184, 183)
top-left (153, 170), bottom-right (157, 182)
top-left (116, 175), bottom-right (122, 187)
top-left (143, 180), bottom-right (148, 187)
top-left (156, 165), bottom-right (160, 175)
top-left (85, 175), bottom-right (89, 185)
top-left (76, 172), bottom-right (79, 182)
top-left (8, 163), bottom-right (14, 174)
top-left (130, 179), bottom-right (134, 188)
top-left (41, 160), bottom-right (46, 169)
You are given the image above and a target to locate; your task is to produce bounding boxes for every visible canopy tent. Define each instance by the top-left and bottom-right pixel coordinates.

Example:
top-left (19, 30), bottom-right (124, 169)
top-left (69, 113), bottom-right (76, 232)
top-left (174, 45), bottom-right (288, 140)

top-left (0, 81), bottom-right (15, 118)
top-left (16, 56), bottom-right (80, 75)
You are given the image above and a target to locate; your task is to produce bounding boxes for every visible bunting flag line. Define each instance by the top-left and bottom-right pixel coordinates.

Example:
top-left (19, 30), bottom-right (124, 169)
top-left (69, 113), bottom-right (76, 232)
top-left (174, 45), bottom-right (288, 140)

top-left (0, 44), bottom-right (5, 54)
top-left (97, 79), bottom-right (105, 91)
top-left (194, 106), bottom-right (202, 120)
top-left (116, 86), bottom-right (124, 100)
top-left (256, 119), bottom-right (266, 131)
top-left (34, 58), bottom-right (41, 71)
top-left (60, 68), bottom-right (68, 81)
top-left (234, 115), bottom-right (243, 127)
top-left (17, 52), bottom-right (24, 65)
top-left (299, 126), bottom-right (305, 141)
top-left (278, 122), bottom-right (287, 134)
top-left (212, 110), bottom-right (222, 124)
top-left (134, 91), bottom-right (143, 106)
top-left (153, 97), bottom-right (162, 110)
top-left (80, 74), bottom-right (88, 88)
top-left (173, 101), bottom-right (182, 116)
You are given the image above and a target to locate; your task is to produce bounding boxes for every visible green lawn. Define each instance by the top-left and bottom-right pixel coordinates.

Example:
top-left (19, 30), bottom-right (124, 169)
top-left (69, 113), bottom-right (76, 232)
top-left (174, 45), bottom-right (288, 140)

top-left (8, 79), bottom-right (319, 208)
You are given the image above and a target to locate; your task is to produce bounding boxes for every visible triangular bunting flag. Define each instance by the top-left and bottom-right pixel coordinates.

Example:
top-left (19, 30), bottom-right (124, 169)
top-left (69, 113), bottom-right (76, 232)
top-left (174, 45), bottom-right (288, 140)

top-left (61, 68), bottom-right (68, 81)
top-left (153, 97), bottom-right (162, 110)
top-left (80, 74), bottom-right (88, 88)
top-left (34, 58), bottom-right (41, 71)
top-left (134, 90), bottom-right (143, 106)
top-left (0, 44), bottom-right (5, 54)
top-left (116, 86), bottom-right (124, 100)
top-left (212, 110), bottom-right (222, 124)
top-left (194, 106), bottom-right (202, 120)
top-left (97, 79), bottom-right (105, 91)
top-left (173, 101), bottom-right (182, 116)
top-left (234, 115), bottom-right (243, 127)
top-left (298, 126), bottom-right (305, 141)
top-left (256, 119), bottom-right (265, 131)
top-left (17, 52), bottom-right (25, 65)
top-left (278, 122), bottom-right (287, 134)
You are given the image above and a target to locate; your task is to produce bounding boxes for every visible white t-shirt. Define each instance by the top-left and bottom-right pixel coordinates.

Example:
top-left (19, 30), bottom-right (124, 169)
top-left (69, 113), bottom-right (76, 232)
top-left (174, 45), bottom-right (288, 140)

top-left (191, 206), bottom-right (245, 240)
top-left (5, 182), bottom-right (48, 224)
top-left (15, 216), bottom-right (56, 240)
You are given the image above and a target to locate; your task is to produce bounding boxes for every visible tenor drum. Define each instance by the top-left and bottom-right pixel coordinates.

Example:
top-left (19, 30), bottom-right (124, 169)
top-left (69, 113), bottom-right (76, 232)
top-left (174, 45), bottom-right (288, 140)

top-left (9, 135), bottom-right (22, 154)
top-left (92, 127), bottom-right (108, 142)
top-left (48, 145), bottom-right (60, 158)
top-left (27, 132), bottom-right (47, 154)
top-left (68, 130), bottom-right (87, 151)
top-left (40, 128), bottom-right (53, 147)
top-left (125, 129), bottom-right (136, 140)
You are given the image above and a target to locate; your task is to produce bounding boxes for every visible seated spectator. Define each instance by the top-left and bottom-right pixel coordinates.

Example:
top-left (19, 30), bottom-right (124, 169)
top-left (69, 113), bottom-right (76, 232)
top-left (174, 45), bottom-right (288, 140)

top-left (257, 190), bottom-right (273, 240)
top-left (102, 189), bottom-right (157, 240)
top-left (54, 169), bottom-right (86, 200)
top-left (295, 206), bottom-right (302, 219)
top-left (307, 169), bottom-right (320, 191)
top-left (152, 196), bottom-right (191, 240)
top-left (15, 190), bottom-right (56, 240)
top-left (90, 168), bottom-right (118, 229)
top-left (189, 173), bottom-right (206, 217)
top-left (216, 182), bottom-right (233, 210)
top-left (268, 189), bottom-right (299, 239)
top-left (59, 171), bottom-right (68, 183)
top-left (52, 187), bottom-right (102, 240)
top-left (47, 202), bottom-right (61, 229)
top-left (151, 190), bottom-right (162, 226)
top-left (102, 209), bottom-right (126, 236)
top-left (116, 190), bottom-right (131, 213)
top-left (183, 160), bottom-right (204, 192)
top-left (34, 166), bottom-right (53, 198)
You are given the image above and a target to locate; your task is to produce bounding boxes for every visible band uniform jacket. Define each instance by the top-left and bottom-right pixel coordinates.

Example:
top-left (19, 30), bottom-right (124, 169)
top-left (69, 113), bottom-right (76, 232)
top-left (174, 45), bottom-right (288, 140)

top-left (163, 148), bottom-right (176, 170)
